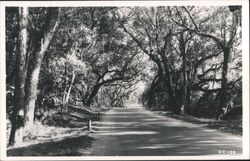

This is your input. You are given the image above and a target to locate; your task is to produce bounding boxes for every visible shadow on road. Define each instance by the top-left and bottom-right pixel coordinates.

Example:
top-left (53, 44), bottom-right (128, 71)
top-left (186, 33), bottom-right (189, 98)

top-left (7, 135), bottom-right (95, 156)
top-left (7, 107), bottom-right (242, 156)
top-left (90, 107), bottom-right (242, 156)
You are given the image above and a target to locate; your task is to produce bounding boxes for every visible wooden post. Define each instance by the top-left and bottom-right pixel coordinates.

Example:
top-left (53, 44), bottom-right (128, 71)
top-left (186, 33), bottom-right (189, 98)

top-left (87, 119), bottom-right (92, 131)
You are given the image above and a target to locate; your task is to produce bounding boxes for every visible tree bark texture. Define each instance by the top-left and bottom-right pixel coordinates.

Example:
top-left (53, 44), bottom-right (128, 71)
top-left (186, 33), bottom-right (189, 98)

top-left (9, 7), bottom-right (28, 146)
top-left (179, 32), bottom-right (190, 114)
top-left (24, 8), bottom-right (60, 129)
top-left (86, 84), bottom-right (101, 106)
top-left (217, 47), bottom-right (230, 114)
top-left (159, 53), bottom-right (179, 114)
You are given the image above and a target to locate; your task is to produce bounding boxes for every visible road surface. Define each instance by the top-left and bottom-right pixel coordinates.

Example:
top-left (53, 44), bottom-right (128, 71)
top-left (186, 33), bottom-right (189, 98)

top-left (7, 104), bottom-right (242, 156)
top-left (87, 104), bottom-right (242, 156)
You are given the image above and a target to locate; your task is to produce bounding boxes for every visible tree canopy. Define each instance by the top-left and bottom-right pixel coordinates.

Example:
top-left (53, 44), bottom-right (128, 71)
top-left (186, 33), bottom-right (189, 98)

top-left (6, 6), bottom-right (242, 146)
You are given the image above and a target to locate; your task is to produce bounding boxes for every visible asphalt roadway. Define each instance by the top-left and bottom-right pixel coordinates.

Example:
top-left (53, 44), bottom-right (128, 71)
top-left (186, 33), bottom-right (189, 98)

top-left (86, 104), bottom-right (242, 156)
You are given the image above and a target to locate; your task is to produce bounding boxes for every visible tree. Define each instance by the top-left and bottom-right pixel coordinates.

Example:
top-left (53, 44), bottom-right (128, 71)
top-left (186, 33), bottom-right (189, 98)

top-left (6, 7), bottom-right (242, 146)
top-left (83, 46), bottom-right (143, 106)
top-left (121, 7), bottom-right (181, 113)
top-left (6, 8), bottom-right (19, 85)
top-left (8, 7), bottom-right (29, 146)
top-left (24, 7), bottom-right (61, 130)
top-left (7, 7), bottom-right (61, 146)
top-left (35, 7), bottom-right (145, 108)
top-left (98, 81), bottom-right (138, 107)
top-left (171, 6), bottom-right (241, 117)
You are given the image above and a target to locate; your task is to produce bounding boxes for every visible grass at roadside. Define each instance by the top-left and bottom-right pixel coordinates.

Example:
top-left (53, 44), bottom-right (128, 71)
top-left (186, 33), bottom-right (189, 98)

top-left (7, 134), bottom-right (94, 156)
top-left (6, 105), bottom-right (110, 151)
top-left (152, 111), bottom-right (242, 136)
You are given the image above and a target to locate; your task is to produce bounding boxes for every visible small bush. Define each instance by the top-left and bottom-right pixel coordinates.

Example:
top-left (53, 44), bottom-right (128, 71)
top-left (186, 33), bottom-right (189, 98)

top-left (42, 112), bottom-right (72, 127)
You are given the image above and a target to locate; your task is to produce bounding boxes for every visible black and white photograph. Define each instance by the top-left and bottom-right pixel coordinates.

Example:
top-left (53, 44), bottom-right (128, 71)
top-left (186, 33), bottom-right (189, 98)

top-left (0, 0), bottom-right (249, 160)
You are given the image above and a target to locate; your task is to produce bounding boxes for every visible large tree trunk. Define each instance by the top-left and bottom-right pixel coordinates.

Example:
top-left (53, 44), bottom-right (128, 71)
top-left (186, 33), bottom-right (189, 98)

top-left (24, 9), bottom-right (60, 129)
top-left (216, 10), bottom-right (238, 118)
top-left (86, 84), bottom-right (101, 106)
top-left (24, 50), bottom-right (45, 129)
top-left (160, 58), bottom-right (179, 114)
top-left (217, 47), bottom-right (230, 114)
top-left (179, 32), bottom-right (191, 114)
top-left (9, 7), bottom-right (28, 146)
top-left (147, 75), bottom-right (159, 109)
top-left (180, 32), bottom-right (187, 114)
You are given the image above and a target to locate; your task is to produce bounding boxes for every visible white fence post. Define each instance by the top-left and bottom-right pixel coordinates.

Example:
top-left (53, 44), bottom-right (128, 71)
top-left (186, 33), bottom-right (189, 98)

top-left (88, 119), bottom-right (92, 131)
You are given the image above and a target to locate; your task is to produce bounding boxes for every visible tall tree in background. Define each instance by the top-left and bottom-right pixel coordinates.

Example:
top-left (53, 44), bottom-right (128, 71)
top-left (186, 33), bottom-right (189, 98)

top-left (171, 6), bottom-right (241, 117)
top-left (122, 7), bottom-right (182, 113)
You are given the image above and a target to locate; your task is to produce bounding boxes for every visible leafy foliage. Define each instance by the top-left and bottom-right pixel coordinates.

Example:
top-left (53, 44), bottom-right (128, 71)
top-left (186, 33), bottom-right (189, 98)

top-left (6, 6), bottom-right (242, 138)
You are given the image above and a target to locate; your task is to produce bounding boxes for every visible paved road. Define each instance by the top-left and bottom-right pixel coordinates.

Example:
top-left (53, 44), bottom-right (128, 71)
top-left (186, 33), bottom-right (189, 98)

top-left (87, 104), bottom-right (242, 156)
